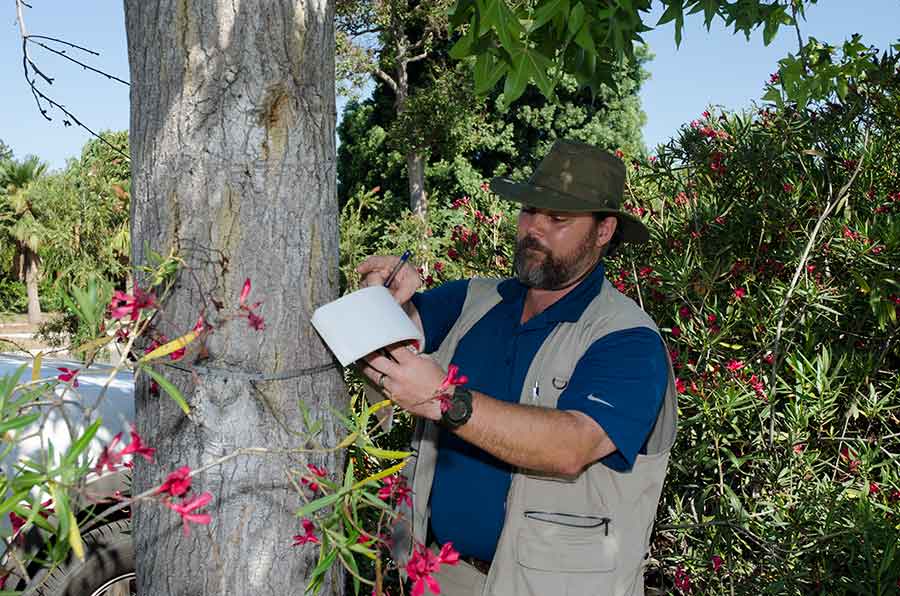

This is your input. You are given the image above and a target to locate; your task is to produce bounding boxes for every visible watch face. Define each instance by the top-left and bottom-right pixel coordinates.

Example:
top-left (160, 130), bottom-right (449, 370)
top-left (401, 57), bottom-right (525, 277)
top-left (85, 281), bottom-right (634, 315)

top-left (448, 399), bottom-right (468, 421)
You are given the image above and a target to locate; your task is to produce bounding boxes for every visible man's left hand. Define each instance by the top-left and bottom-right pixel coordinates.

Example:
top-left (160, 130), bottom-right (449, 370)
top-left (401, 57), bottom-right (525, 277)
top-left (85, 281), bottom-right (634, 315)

top-left (359, 343), bottom-right (445, 421)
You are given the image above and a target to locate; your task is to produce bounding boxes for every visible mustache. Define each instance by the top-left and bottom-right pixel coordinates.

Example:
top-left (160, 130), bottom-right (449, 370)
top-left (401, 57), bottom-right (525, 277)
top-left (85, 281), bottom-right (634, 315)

top-left (517, 235), bottom-right (549, 254)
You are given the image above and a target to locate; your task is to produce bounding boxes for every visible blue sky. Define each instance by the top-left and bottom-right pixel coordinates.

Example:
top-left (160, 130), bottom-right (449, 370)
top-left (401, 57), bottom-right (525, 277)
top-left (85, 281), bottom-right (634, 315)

top-left (1, 2), bottom-right (898, 169)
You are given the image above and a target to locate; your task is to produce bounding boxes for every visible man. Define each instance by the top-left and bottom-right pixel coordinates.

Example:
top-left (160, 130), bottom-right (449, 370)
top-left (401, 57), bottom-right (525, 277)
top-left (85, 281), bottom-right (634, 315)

top-left (357, 140), bottom-right (677, 596)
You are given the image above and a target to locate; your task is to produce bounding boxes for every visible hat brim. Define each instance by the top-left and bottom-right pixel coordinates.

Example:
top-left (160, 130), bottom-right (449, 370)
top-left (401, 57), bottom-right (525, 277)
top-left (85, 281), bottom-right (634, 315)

top-left (490, 178), bottom-right (650, 244)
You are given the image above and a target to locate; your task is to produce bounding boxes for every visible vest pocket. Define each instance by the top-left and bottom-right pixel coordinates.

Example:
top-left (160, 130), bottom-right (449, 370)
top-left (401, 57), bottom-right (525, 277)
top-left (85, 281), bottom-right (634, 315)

top-left (511, 513), bottom-right (616, 596)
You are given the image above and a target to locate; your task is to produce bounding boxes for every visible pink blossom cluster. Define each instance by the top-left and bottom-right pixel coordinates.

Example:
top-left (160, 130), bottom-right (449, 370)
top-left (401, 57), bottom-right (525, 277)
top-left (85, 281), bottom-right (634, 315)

top-left (406, 542), bottom-right (460, 596)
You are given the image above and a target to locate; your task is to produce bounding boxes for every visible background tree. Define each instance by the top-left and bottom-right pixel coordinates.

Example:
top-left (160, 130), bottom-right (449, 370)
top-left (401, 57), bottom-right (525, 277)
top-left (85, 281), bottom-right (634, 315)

top-left (124, 2), bottom-right (344, 594)
top-left (37, 131), bottom-right (131, 287)
top-left (0, 155), bottom-right (49, 324)
top-left (337, 45), bottom-right (649, 244)
top-left (0, 140), bottom-right (12, 163)
top-left (336, 0), bottom-right (454, 217)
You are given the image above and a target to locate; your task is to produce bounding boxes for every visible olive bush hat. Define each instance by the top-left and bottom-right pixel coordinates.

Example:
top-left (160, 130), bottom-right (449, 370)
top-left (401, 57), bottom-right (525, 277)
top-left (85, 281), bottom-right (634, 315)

top-left (489, 139), bottom-right (650, 243)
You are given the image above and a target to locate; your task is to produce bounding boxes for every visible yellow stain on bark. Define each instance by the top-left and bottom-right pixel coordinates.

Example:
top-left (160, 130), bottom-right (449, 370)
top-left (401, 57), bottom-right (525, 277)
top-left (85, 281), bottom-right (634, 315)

top-left (260, 87), bottom-right (292, 165)
top-left (306, 219), bottom-right (321, 307)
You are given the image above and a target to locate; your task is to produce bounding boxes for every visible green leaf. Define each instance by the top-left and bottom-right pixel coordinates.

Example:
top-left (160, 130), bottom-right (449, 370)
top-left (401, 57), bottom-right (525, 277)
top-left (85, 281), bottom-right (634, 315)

top-left (656, 0), bottom-right (684, 47)
top-left (306, 548), bottom-right (338, 594)
top-left (474, 52), bottom-right (507, 94)
top-left (0, 411), bottom-right (41, 436)
top-left (530, 0), bottom-right (565, 31)
top-left (362, 446), bottom-right (412, 460)
top-left (62, 418), bottom-right (102, 467)
top-left (449, 24), bottom-right (476, 60)
top-left (142, 366), bottom-right (190, 415)
top-left (477, 0), bottom-right (523, 48)
top-left (567, 2), bottom-right (585, 39)
top-left (296, 492), bottom-right (342, 518)
top-left (0, 489), bottom-right (32, 518)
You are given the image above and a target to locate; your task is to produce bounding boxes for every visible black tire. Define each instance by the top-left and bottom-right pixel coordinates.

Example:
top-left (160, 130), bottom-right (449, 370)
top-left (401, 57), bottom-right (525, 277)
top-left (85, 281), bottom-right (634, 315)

top-left (30, 519), bottom-right (135, 596)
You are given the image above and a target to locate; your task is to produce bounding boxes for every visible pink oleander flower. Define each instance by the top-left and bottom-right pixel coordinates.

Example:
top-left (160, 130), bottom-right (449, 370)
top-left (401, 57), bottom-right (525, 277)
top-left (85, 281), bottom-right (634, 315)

top-left (109, 288), bottom-right (157, 321)
top-left (675, 378), bottom-right (686, 394)
top-left (679, 306), bottom-right (691, 320)
top-left (406, 542), bottom-right (460, 596)
top-left (733, 287), bottom-right (746, 299)
top-left (239, 278), bottom-right (266, 331)
top-left (670, 325), bottom-right (682, 338)
top-left (293, 518), bottom-right (320, 545)
top-left (120, 428), bottom-right (156, 463)
top-left (302, 463), bottom-right (328, 493)
top-left (165, 492), bottom-right (213, 536)
top-left (726, 360), bottom-right (744, 373)
top-left (378, 474), bottom-right (413, 508)
top-left (869, 481), bottom-right (880, 495)
top-left (157, 466), bottom-right (193, 497)
top-left (711, 555), bottom-right (723, 572)
top-left (95, 432), bottom-right (124, 474)
top-left (57, 367), bottom-right (80, 388)
top-left (674, 565), bottom-right (692, 592)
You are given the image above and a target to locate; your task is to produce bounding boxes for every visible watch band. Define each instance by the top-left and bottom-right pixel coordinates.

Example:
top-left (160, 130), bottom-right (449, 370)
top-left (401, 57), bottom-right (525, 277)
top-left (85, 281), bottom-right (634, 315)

top-left (440, 387), bottom-right (473, 429)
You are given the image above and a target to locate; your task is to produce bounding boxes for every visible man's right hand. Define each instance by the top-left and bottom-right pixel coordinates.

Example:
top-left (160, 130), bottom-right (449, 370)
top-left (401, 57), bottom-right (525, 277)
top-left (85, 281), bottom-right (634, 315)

top-left (356, 255), bottom-right (422, 305)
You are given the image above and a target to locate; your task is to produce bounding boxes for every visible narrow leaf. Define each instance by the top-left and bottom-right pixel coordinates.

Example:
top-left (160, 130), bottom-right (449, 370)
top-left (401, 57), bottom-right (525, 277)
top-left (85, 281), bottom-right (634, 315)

top-left (63, 418), bottom-right (102, 466)
top-left (0, 412), bottom-right (41, 436)
top-left (362, 446), bottom-right (412, 460)
top-left (351, 460), bottom-right (408, 491)
top-left (67, 510), bottom-right (85, 561)
top-left (31, 351), bottom-right (43, 382)
top-left (295, 492), bottom-right (342, 518)
top-left (139, 331), bottom-right (198, 363)
top-left (142, 366), bottom-right (191, 414)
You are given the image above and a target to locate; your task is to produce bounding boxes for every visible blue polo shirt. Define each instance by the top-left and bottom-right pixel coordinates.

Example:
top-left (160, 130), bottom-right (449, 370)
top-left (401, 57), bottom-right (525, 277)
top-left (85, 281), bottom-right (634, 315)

top-left (409, 264), bottom-right (668, 561)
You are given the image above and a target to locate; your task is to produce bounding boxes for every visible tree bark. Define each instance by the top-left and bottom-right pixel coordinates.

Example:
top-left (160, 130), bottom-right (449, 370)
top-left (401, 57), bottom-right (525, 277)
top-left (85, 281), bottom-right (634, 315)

top-left (23, 246), bottom-right (41, 325)
top-left (124, 2), bottom-right (343, 595)
top-left (406, 152), bottom-right (427, 217)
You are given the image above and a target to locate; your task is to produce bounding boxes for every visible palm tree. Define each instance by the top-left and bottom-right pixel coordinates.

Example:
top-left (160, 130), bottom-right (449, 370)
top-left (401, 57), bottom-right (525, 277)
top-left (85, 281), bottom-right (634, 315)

top-left (0, 156), bottom-right (49, 324)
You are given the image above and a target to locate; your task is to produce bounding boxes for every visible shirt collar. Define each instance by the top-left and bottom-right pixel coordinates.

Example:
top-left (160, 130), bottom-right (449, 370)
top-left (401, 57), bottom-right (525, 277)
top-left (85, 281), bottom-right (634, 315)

top-left (497, 262), bottom-right (606, 324)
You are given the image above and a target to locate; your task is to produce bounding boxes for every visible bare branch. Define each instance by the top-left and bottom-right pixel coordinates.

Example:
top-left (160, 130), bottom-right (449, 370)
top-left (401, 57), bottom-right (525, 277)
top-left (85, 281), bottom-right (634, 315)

top-left (406, 51), bottom-right (429, 65)
top-left (373, 68), bottom-right (398, 94)
top-left (29, 39), bottom-right (129, 86)
top-left (14, 0), bottom-right (131, 161)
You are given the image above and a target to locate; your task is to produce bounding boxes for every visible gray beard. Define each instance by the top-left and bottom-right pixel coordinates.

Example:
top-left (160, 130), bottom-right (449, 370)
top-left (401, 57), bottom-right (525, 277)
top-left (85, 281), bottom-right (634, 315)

top-left (513, 234), bottom-right (598, 290)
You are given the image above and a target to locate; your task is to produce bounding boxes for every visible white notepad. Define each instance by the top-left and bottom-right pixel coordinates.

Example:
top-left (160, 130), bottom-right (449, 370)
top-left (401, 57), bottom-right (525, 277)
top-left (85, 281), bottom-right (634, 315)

top-left (311, 286), bottom-right (424, 367)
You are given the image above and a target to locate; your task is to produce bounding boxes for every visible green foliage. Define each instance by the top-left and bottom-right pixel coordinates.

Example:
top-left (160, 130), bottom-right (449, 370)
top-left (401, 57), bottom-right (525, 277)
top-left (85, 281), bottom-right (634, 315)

top-left (448, 0), bottom-right (813, 104)
top-left (0, 140), bottom-right (12, 163)
top-left (0, 155), bottom-right (49, 254)
top-left (35, 131), bottom-right (131, 288)
top-left (337, 45), bottom-right (649, 225)
top-left (0, 279), bottom-right (27, 313)
top-left (338, 44), bottom-right (900, 594)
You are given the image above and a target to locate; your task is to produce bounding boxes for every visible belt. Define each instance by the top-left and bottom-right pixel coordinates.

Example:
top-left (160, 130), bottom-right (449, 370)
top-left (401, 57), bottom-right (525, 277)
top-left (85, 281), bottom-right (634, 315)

top-left (462, 555), bottom-right (492, 575)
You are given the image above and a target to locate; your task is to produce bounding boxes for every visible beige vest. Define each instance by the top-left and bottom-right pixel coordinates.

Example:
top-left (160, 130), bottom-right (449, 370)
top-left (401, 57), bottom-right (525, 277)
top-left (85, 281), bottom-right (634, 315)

top-left (392, 277), bottom-right (678, 596)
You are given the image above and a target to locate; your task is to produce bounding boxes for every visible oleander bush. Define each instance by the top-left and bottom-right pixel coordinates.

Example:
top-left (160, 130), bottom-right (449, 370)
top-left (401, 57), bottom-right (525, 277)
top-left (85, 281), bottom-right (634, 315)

top-left (339, 55), bottom-right (900, 595)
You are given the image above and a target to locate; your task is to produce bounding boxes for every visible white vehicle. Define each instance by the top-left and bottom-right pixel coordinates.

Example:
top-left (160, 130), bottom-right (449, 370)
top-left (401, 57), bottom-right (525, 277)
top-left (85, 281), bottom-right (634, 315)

top-left (1, 353), bottom-right (136, 595)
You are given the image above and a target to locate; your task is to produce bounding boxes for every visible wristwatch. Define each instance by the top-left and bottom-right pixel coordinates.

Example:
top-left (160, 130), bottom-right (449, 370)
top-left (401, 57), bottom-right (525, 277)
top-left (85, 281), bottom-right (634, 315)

top-left (440, 387), bottom-right (473, 429)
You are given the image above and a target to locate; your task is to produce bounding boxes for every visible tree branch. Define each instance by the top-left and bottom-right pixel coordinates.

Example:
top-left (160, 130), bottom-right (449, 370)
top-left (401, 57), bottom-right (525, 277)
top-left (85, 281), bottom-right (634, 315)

top-left (373, 68), bottom-right (398, 94)
top-left (14, 0), bottom-right (130, 161)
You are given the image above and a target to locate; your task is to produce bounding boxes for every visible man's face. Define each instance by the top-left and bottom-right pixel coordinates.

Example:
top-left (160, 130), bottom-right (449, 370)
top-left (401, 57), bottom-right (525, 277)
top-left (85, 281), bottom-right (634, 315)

top-left (514, 208), bottom-right (614, 290)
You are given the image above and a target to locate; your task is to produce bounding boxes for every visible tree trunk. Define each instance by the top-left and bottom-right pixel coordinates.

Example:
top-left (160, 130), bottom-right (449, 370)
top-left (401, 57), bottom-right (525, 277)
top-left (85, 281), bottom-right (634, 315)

top-left (407, 152), bottom-right (427, 217)
top-left (23, 246), bottom-right (41, 325)
top-left (393, 50), bottom-right (428, 218)
top-left (124, 2), bottom-right (344, 595)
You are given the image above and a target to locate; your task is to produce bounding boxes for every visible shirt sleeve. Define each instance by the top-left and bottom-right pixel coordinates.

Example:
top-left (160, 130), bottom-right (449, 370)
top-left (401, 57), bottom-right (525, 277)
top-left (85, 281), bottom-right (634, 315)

top-left (556, 327), bottom-right (669, 472)
top-left (409, 279), bottom-right (470, 354)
